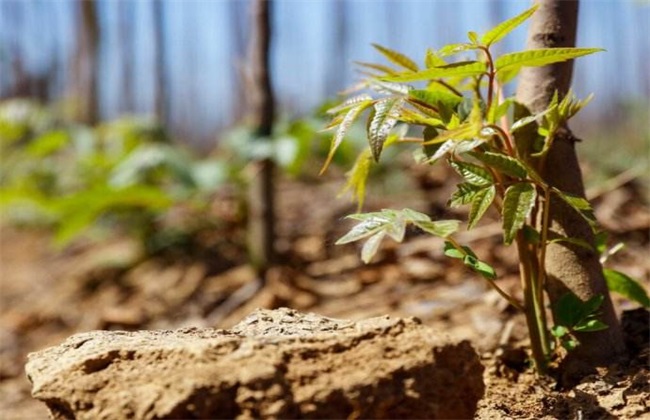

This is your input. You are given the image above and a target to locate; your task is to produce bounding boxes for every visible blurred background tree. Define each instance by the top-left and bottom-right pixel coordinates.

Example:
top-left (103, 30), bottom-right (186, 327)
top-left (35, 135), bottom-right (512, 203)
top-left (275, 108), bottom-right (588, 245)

top-left (0, 0), bottom-right (647, 153)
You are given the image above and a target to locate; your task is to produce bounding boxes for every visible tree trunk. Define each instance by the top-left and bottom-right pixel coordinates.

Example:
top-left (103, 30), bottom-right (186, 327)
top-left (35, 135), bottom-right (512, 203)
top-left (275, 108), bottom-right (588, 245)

top-left (153, 0), bottom-right (168, 123)
top-left (247, 0), bottom-right (276, 276)
top-left (73, 0), bottom-right (99, 125)
top-left (516, 0), bottom-right (626, 379)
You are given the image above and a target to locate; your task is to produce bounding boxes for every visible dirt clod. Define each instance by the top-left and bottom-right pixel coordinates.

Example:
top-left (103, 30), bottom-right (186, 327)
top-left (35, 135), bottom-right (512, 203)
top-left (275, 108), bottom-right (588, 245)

top-left (26, 308), bottom-right (485, 419)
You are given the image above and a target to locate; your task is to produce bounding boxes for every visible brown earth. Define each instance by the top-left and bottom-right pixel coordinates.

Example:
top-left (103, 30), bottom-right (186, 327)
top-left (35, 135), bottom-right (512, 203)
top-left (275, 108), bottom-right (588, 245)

top-left (1, 171), bottom-right (649, 419)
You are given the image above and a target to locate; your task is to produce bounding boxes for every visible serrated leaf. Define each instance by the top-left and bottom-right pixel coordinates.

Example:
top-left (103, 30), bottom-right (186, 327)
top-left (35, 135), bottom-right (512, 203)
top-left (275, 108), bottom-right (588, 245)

top-left (336, 215), bottom-right (390, 245)
top-left (412, 219), bottom-right (460, 238)
top-left (361, 231), bottom-right (386, 263)
top-left (340, 149), bottom-right (373, 209)
top-left (424, 138), bottom-right (451, 161)
top-left (372, 43), bottom-right (419, 72)
top-left (468, 185), bottom-right (495, 229)
top-left (354, 61), bottom-right (398, 76)
top-left (368, 98), bottom-right (403, 161)
top-left (552, 188), bottom-right (597, 229)
top-left (470, 152), bottom-right (528, 179)
top-left (383, 61), bottom-right (487, 83)
top-left (496, 48), bottom-right (604, 73)
top-left (449, 182), bottom-right (481, 207)
top-left (438, 43), bottom-right (479, 57)
top-left (368, 79), bottom-right (412, 95)
top-left (604, 269), bottom-right (650, 308)
top-left (321, 100), bottom-right (373, 175)
top-left (422, 123), bottom-right (477, 145)
top-left (450, 160), bottom-right (494, 186)
top-left (510, 105), bottom-right (556, 132)
top-left (396, 107), bottom-right (442, 127)
top-left (481, 4), bottom-right (539, 47)
top-left (408, 89), bottom-right (463, 112)
top-left (502, 183), bottom-right (536, 245)
top-left (401, 208), bottom-right (431, 222)
top-left (326, 94), bottom-right (373, 115)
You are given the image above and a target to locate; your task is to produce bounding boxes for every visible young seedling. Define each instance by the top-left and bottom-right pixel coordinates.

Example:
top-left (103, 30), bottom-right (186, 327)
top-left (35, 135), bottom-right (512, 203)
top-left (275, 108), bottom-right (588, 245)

top-left (321, 5), bottom-right (647, 375)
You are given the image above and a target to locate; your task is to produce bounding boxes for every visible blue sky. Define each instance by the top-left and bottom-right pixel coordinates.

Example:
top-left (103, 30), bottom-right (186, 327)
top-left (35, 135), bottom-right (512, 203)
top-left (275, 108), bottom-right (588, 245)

top-left (1, 0), bottom-right (648, 146)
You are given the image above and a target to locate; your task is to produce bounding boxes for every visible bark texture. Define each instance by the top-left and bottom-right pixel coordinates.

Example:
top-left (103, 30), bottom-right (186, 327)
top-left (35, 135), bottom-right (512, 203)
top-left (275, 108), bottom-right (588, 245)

top-left (247, 0), bottom-right (276, 274)
top-left (516, 0), bottom-right (625, 377)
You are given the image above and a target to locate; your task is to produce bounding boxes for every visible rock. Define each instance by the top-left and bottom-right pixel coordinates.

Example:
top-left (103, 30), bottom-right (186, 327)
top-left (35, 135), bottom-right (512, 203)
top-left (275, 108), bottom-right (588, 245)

top-left (26, 308), bottom-right (484, 419)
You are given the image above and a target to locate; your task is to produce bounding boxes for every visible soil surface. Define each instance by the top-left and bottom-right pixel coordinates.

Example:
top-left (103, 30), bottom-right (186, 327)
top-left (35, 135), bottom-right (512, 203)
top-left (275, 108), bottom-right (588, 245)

top-left (1, 168), bottom-right (649, 419)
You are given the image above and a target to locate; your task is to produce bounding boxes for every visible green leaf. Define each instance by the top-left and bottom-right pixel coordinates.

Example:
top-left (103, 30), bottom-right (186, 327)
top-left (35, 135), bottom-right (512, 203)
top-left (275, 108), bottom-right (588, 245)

top-left (604, 269), bottom-right (650, 308)
top-left (552, 188), bottom-right (597, 229)
top-left (470, 152), bottom-right (527, 178)
top-left (361, 231), bottom-right (387, 263)
top-left (422, 123), bottom-right (478, 145)
top-left (481, 4), bottom-right (539, 47)
top-left (468, 186), bottom-right (496, 229)
top-left (372, 43), bottom-right (419, 72)
top-left (562, 337), bottom-right (580, 351)
top-left (450, 160), bottom-right (493, 186)
top-left (26, 130), bottom-right (69, 157)
top-left (408, 89), bottom-right (463, 112)
top-left (553, 292), bottom-right (584, 327)
top-left (368, 98), bottom-right (403, 161)
top-left (383, 61), bottom-right (487, 83)
top-left (522, 225), bottom-right (540, 244)
top-left (502, 183), bottom-right (536, 245)
top-left (326, 94), bottom-right (373, 115)
top-left (396, 108), bottom-right (442, 127)
top-left (488, 97), bottom-right (515, 123)
top-left (336, 213), bottom-right (391, 245)
top-left (425, 48), bottom-right (446, 68)
top-left (510, 105), bottom-right (556, 132)
top-left (321, 100), bottom-right (373, 174)
top-left (354, 61), bottom-right (398, 76)
top-left (438, 43), bottom-right (479, 57)
top-left (548, 236), bottom-right (594, 252)
top-left (463, 254), bottom-right (497, 280)
top-left (495, 48), bottom-right (604, 73)
top-left (449, 182), bottom-right (481, 207)
top-left (412, 219), bottom-right (460, 238)
top-left (467, 31), bottom-right (479, 44)
top-left (551, 325), bottom-right (569, 338)
top-left (340, 149), bottom-right (373, 209)
top-left (401, 208), bottom-right (430, 222)
top-left (573, 319), bottom-right (608, 332)
top-left (443, 241), bottom-right (475, 260)
top-left (581, 295), bottom-right (605, 319)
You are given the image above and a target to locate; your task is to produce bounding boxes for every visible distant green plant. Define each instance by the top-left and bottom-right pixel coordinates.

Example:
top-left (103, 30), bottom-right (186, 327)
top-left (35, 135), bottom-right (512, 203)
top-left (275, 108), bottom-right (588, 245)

top-left (0, 100), bottom-right (229, 253)
top-left (321, 5), bottom-right (647, 374)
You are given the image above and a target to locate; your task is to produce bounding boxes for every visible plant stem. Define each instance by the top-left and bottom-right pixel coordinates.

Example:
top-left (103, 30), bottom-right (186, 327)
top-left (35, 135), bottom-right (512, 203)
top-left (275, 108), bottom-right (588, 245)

top-left (446, 237), bottom-right (524, 311)
top-left (480, 46), bottom-right (496, 115)
top-left (485, 124), bottom-right (515, 157)
top-left (515, 231), bottom-right (551, 375)
top-left (537, 185), bottom-right (552, 298)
